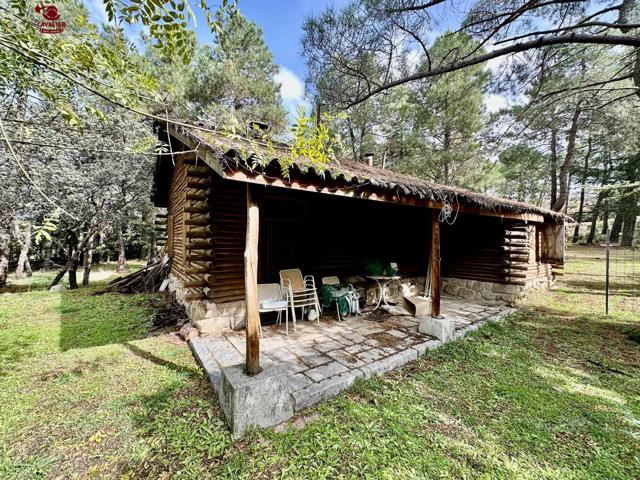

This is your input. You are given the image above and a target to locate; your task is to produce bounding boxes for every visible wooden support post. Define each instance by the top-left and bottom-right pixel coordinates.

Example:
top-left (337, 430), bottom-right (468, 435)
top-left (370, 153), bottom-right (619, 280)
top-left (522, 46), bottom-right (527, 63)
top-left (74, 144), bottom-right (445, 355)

top-left (431, 209), bottom-right (441, 318)
top-left (244, 184), bottom-right (261, 375)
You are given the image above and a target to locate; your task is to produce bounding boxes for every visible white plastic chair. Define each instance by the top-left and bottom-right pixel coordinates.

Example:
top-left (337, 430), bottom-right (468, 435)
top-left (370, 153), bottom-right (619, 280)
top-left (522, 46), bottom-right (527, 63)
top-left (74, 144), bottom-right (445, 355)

top-left (258, 283), bottom-right (290, 336)
top-left (280, 269), bottom-right (321, 326)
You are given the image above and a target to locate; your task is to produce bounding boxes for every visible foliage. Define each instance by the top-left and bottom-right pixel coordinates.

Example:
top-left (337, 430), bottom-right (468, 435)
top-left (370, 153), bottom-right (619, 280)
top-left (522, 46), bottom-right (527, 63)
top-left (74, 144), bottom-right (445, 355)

top-left (184, 12), bottom-right (287, 132)
top-left (497, 144), bottom-right (549, 204)
top-left (146, 11), bottom-right (287, 133)
top-left (0, 1), bottom-right (160, 124)
top-left (106, 0), bottom-right (237, 62)
top-left (289, 106), bottom-right (339, 167)
top-left (1, 252), bottom-right (639, 478)
top-left (403, 32), bottom-right (490, 187)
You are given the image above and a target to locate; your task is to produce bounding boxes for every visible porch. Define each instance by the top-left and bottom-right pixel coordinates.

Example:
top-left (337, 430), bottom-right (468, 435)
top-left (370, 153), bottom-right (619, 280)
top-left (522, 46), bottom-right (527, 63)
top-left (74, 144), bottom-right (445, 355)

top-left (191, 297), bottom-right (515, 413)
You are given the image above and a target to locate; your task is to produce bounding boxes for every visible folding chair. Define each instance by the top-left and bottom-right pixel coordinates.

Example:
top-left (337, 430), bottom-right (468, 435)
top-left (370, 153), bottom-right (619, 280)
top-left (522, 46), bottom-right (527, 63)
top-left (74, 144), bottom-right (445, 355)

top-left (279, 269), bottom-right (321, 326)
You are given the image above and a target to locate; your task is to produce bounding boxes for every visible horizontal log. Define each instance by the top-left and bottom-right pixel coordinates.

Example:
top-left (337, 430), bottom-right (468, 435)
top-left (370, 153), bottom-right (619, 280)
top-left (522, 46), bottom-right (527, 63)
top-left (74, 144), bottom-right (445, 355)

top-left (185, 217), bottom-right (213, 226)
top-left (186, 247), bottom-right (215, 255)
top-left (184, 280), bottom-right (207, 288)
top-left (505, 233), bottom-right (527, 240)
top-left (186, 254), bottom-right (216, 262)
top-left (186, 267), bottom-right (210, 275)
top-left (184, 206), bottom-right (211, 214)
top-left (186, 192), bottom-right (211, 202)
top-left (186, 231), bottom-right (212, 239)
top-left (500, 269), bottom-right (527, 278)
top-left (186, 180), bottom-right (212, 190)
top-left (186, 260), bottom-right (215, 269)
top-left (502, 263), bottom-right (528, 270)
top-left (203, 272), bottom-right (242, 282)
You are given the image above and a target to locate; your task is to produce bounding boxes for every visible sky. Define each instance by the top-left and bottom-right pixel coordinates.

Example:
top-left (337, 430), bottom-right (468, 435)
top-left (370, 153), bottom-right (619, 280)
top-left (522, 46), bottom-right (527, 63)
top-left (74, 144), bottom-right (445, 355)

top-left (223, 0), bottom-right (352, 120)
top-left (83, 0), bottom-right (510, 122)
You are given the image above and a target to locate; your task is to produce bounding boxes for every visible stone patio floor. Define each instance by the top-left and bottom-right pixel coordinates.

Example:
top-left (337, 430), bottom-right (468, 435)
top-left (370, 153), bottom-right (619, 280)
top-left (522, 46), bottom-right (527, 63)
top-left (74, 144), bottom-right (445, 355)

top-left (190, 296), bottom-right (515, 412)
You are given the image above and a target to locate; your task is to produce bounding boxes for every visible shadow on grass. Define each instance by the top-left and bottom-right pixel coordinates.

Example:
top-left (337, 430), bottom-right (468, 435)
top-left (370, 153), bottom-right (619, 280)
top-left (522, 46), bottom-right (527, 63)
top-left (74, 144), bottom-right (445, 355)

top-left (557, 278), bottom-right (640, 298)
top-left (122, 342), bottom-right (199, 376)
top-left (58, 289), bottom-right (166, 351)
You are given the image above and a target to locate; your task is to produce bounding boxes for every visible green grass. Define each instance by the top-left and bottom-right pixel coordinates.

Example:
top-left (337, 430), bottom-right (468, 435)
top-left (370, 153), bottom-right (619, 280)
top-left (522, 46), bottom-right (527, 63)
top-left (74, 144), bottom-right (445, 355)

top-left (0, 251), bottom-right (639, 479)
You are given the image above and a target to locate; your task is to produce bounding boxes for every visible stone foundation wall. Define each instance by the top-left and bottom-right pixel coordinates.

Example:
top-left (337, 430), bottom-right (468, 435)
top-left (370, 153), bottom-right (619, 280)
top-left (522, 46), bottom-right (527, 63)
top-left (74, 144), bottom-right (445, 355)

top-left (442, 276), bottom-right (554, 306)
top-left (374, 274), bottom-right (554, 307)
top-left (204, 301), bottom-right (246, 331)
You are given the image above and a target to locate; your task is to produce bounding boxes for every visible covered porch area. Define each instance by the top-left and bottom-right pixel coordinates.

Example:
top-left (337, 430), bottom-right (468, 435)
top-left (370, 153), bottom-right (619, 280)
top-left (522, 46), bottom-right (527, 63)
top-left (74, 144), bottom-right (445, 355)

top-left (191, 297), bottom-right (514, 413)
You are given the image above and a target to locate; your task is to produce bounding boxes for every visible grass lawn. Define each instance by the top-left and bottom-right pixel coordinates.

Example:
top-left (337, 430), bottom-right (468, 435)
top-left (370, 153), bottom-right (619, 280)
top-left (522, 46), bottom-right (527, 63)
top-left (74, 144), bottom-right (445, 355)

top-left (1, 250), bottom-right (639, 479)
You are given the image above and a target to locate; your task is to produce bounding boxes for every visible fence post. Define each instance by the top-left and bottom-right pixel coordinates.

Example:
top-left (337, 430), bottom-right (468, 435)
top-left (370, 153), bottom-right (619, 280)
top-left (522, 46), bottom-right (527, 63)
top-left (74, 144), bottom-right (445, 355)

top-left (605, 228), bottom-right (610, 316)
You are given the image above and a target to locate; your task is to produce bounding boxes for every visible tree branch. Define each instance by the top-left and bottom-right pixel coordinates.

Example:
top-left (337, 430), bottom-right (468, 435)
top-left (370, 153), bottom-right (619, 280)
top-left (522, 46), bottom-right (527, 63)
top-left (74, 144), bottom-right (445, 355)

top-left (348, 33), bottom-right (640, 107)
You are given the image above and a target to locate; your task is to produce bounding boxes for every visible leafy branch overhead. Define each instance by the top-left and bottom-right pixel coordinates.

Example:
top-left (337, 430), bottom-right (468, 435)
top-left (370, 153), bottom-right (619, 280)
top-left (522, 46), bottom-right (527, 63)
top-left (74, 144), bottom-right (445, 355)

top-left (0, 0), bottom-right (238, 124)
top-left (302, 0), bottom-right (640, 108)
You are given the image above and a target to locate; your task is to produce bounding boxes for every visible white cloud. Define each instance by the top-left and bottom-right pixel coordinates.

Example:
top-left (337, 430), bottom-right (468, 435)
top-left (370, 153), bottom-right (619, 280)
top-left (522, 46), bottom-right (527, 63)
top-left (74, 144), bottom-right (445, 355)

top-left (274, 67), bottom-right (310, 125)
top-left (275, 67), bottom-right (304, 102)
top-left (484, 93), bottom-right (508, 113)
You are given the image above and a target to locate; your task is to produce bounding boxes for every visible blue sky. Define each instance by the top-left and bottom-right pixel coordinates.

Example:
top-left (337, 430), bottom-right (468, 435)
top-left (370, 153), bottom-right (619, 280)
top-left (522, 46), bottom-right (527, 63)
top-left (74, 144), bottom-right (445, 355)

top-left (221, 0), bottom-right (352, 119)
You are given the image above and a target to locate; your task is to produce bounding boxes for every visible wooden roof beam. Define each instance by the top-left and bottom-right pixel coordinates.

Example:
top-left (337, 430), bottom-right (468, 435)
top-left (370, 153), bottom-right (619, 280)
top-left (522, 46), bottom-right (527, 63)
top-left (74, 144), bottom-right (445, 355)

top-left (222, 169), bottom-right (547, 224)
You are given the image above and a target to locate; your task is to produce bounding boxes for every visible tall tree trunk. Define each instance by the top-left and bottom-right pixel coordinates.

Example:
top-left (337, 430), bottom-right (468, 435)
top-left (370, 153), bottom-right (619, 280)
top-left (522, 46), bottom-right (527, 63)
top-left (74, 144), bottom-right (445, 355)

top-left (586, 193), bottom-right (603, 245)
top-left (43, 246), bottom-right (53, 269)
top-left (443, 128), bottom-right (451, 184)
top-left (564, 171), bottom-right (572, 214)
top-left (601, 209), bottom-right (610, 234)
top-left (552, 103), bottom-right (583, 212)
top-left (621, 192), bottom-right (638, 247)
top-left (0, 232), bottom-right (9, 289)
top-left (117, 226), bottom-right (126, 273)
top-left (347, 122), bottom-right (358, 161)
top-left (68, 246), bottom-right (81, 290)
top-left (572, 138), bottom-right (591, 243)
top-left (24, 257), bottom-right (32, 277)
top-left (14, 220), bottom-right (32, 280)
top-left (68, 249), bottom-right (81, 289)
top-left (82, 233), bottom-right (96, 286)
top-left (610, 209), bottom-right (624, 243)
top-left (550, 128), bottom-right (558, 209)
top-left (50, 242), bottom-right (72, 290)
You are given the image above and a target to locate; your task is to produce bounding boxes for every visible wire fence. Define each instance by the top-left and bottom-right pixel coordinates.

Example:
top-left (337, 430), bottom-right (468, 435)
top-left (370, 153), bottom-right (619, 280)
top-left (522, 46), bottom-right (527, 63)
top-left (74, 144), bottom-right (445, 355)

top-left (564, 242), bottom-right (639, 316)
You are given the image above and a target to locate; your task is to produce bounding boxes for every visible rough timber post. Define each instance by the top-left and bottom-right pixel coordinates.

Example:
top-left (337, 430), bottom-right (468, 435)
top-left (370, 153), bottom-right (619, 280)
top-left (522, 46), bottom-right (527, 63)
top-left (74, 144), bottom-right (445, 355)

top-left (244, 184), bottom-right (260, 374)
top-left (431, 209), bottom-right (441, 318)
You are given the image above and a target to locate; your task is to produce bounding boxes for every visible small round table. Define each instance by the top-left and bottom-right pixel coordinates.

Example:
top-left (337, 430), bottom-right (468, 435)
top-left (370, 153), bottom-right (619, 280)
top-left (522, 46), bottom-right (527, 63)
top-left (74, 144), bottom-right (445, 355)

top-left (364, 275), bottom-right (401, 311)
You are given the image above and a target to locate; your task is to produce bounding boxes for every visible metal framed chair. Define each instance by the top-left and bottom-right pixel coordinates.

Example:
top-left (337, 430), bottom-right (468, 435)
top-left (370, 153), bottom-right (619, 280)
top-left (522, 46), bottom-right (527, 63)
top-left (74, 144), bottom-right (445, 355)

top-left (321, 276), bottom-right (360, 321)
top-left (279, 269), bottom-right (321, 326)
top-left (258, 283), bottom-right (290, 336)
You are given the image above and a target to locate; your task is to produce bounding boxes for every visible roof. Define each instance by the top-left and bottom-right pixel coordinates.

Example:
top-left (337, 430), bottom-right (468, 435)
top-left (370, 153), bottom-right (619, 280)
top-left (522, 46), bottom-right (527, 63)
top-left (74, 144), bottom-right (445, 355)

top-left (161, 122), bottom-right (566, 224)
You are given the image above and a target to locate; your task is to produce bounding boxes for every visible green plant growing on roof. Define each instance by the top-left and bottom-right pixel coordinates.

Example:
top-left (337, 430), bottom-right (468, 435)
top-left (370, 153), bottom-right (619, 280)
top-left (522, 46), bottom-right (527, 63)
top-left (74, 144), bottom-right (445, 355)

top-left (289, 106), bottom-right (338, 172)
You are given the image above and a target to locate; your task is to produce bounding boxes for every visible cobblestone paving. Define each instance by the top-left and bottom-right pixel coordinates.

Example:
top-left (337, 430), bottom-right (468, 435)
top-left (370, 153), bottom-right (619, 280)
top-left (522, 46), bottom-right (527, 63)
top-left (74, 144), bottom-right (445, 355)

top-left (191, 297), bottom-right (515, 411)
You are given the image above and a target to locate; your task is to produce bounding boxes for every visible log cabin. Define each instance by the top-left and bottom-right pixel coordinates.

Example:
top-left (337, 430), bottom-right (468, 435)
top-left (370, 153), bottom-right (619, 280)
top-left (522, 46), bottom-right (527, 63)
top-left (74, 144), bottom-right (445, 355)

top-left (152, 122), bottom-right (566, 343)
